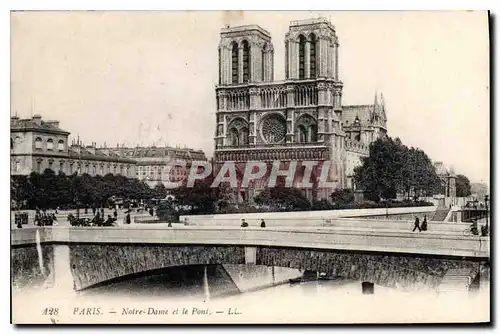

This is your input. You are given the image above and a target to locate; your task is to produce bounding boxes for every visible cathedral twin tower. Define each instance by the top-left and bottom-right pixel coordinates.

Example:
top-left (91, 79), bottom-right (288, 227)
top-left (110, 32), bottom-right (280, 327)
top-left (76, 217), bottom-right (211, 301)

top-left (218, 18), bottom-right (339, 85)
top-left (214, 18), bottom-right (387, 201)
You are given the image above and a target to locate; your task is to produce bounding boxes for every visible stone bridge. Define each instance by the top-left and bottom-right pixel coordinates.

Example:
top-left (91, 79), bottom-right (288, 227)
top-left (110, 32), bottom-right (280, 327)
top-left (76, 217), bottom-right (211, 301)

top-left (11, 225), bottom-right (490, 293)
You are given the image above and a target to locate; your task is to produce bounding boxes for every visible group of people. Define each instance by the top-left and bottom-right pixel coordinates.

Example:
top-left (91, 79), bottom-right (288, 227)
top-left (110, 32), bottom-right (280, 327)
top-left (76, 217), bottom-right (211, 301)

top-left (412, 215), bottom-right (428, 232)
top-left (33, 209), bottom-right (58, 227)
top-left (91, 207), bottom-right (131, 225)
top-left (241, 219), bottom-right (266, 228)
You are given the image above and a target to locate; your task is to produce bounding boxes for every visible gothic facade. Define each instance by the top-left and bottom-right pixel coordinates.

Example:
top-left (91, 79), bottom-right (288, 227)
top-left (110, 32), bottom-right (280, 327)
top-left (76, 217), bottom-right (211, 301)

top-left (213, 18), bottom-right (388, 202)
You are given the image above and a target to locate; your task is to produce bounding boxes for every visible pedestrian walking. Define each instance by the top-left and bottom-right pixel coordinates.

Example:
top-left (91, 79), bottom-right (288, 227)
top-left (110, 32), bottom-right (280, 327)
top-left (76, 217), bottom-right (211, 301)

top-left (113, 209), bottom-right (118, 219)
top-left (412, 217), bottom-right (421, 232)
top-left (125, 212), bottom-right (131, 225)
top-left (260, 219), bottom-right (266, 228)
top-left (421, 215), bottom-right (428, 231)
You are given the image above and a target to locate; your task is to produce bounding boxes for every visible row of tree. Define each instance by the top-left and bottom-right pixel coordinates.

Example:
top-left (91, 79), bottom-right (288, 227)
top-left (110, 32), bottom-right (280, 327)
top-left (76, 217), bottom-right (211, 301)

top-left (11, 170), bottom-right (170, 210)
top-left (353, 136), bottom-right (469, 202)
top-left (155, 182), bottom-right (434, 222)
top-left (11, 137), bottom-right (473, 214)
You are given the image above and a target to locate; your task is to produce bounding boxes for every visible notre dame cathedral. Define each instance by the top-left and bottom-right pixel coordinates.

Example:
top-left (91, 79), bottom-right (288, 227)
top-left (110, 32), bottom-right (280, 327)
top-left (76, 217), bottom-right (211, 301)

top-left (213, 18), bottom-right (388, 202)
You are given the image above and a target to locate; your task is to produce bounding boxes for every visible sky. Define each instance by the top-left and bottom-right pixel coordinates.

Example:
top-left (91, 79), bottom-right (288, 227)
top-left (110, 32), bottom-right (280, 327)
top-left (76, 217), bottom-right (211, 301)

top-left (10, 11), bottom-right (490, 185)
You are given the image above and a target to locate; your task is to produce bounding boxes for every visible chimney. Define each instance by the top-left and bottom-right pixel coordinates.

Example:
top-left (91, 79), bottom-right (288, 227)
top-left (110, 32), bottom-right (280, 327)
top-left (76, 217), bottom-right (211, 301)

top-left (45, 120), bottom-right (60, 129)
top-left (32, 114), bottom-right (42, 126)
top-left (70, 143), bottom-right (81, 155)
top-left (10, 115), bottom-right (19, 127)
top-left (86, 144), bottom-right (96, 155)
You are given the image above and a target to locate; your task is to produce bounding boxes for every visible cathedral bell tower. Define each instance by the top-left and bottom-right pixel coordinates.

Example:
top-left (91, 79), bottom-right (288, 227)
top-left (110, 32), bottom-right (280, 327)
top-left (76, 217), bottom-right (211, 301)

top-left (285, 18), bottom-right (340, 82)
top-left (218, 25), bottom-right (274, 85)
top-left (215, 25), bottom-right (275, 151)
top-left (284, 18), bottom-right (345, 190)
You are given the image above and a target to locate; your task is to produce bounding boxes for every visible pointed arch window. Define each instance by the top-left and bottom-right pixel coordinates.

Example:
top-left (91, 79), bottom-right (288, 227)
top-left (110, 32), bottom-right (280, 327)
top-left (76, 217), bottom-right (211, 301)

top-left (261, 43), bottom-right (267, 81)
top-left (229, 128), bottom-right (239, 146)
top-left (298, 35), bottom-right (306, 80)
top-left (242, 40), bottom-right (250, 83)
top-left (285, 41), bottom-right (289, 79)
top-left (239, 128), bottom-right (249, 145)
top-left (310, 34), bottom-right (317, 78)
top-left (231, 42), bottom-right (239, 84)
top-left (296, 115), bottom-right (318, 143)
top-left (218, 47), bottom-right (221, 84)
top-left (298, 125), bottom-right (307, 143)
top-left (308, 124), bottom-right (318, 142)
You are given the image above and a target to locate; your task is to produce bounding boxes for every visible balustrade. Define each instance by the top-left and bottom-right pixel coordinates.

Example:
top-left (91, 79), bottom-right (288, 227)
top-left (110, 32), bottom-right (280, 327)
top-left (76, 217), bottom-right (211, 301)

top-left (218, 81), bottom-right (325, 111)
top-left (260, 86), bottom-right (287, 109)
top-left (345, 138), bottom-right (369, 154)
top-left (294, 84), bottom-right (318, 106)
top-left (214, 146), bottom-right (328, 162)
top-left (226, 89), bottom-right (250, 110)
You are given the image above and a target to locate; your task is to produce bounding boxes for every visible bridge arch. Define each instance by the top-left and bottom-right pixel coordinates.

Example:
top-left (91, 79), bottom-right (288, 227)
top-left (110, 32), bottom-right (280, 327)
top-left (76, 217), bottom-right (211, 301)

top-left (67, 244), bottom-right (482, 292)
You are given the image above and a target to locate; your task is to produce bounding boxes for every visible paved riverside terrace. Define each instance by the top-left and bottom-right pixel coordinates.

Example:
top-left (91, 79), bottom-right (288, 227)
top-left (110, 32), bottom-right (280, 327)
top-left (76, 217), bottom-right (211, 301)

top-left (10, 208), bottom-right (156, 228)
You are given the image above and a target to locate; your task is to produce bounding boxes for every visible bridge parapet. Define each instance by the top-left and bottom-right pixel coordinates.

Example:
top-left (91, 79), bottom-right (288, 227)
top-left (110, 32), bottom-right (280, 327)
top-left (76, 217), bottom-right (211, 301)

top-left (11, 226), bottom-right (490, 259)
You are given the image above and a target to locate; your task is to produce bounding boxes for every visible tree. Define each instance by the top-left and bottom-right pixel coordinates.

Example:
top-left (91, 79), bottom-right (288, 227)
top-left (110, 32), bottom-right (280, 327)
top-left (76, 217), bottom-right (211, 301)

top-left (354, 137), bottom-right (404, 202)
top-left (171, 178), bottom-right (221, 214)
top-left (153, 182), bottom-right (168, 199)
top-left (456, 174), bottom-right (472, 197)
top-left (403, 147), bottom-right (442, 199)
top-left (254, 186), bottom-right (311, 211)
top-left (354, 137), bottom-right (441, 202)
top-left (11, 175), bottom-right (28, 209)
top-left (156, 198), bottom-right (177, 222)
top-left (330, 189), bottom-right (355, 206)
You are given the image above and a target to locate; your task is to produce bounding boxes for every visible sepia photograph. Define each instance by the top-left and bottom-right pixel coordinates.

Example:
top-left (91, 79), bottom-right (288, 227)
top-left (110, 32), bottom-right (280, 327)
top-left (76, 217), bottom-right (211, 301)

top-left (9, 10), bottom-right (490, 324)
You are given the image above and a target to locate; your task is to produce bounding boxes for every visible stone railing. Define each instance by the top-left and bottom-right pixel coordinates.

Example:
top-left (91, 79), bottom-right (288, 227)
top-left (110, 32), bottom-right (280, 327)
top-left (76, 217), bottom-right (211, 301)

top-left (345, 138), bottom-right (369, 154)
top-left (216, 80), bottom-right (340, 111)
top-left (214, 146), bottom-right (329, 162)
top-left (219, 141), bottom-right (324, 149)
top-left (11, 226), bottom-right (489, 258)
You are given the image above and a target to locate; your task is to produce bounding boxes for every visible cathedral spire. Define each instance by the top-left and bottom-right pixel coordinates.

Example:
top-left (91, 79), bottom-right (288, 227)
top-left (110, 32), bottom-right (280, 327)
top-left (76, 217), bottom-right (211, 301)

top-left (374, 91), bottom-right (378, 106)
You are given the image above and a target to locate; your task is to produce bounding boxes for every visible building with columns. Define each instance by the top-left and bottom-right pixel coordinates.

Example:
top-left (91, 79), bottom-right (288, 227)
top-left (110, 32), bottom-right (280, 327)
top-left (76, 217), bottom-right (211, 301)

top-left (110, 146), bottom-right (207, 188)
top-left (214, 18), bottom-right (388, 202)
top-left (10, 115), bottom-right (208, 189)
top-left (10, 115), bottom-right (137, 178)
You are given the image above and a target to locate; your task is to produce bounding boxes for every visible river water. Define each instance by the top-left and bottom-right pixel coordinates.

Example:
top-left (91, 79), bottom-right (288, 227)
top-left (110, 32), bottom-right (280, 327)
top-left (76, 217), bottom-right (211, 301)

top-left (12, 263), bottom-right (490, 324)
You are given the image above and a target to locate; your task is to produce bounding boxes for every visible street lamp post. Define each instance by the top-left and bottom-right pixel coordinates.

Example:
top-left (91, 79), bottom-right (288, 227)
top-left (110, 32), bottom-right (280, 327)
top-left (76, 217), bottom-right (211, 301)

top-left (75, 196), bottom-right (80, 220)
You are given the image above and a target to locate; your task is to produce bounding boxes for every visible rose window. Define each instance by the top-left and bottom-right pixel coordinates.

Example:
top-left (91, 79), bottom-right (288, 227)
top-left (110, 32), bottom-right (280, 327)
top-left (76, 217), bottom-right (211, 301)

top-left (261, 115), bottom-right (286, 143)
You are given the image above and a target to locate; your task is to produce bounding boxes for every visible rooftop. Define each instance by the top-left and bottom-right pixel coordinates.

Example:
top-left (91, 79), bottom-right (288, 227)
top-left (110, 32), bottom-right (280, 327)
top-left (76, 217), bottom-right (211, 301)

top-left (289, 17), bottom-right (335, 32)
top-left (10, 115), bottom-right (70, 135)
top-left (221, 24), bottom-right (271, 39)
top-left (109, 146), bottom-right (207, 160)
top-left (68, 145), bottom-right (136, 163)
